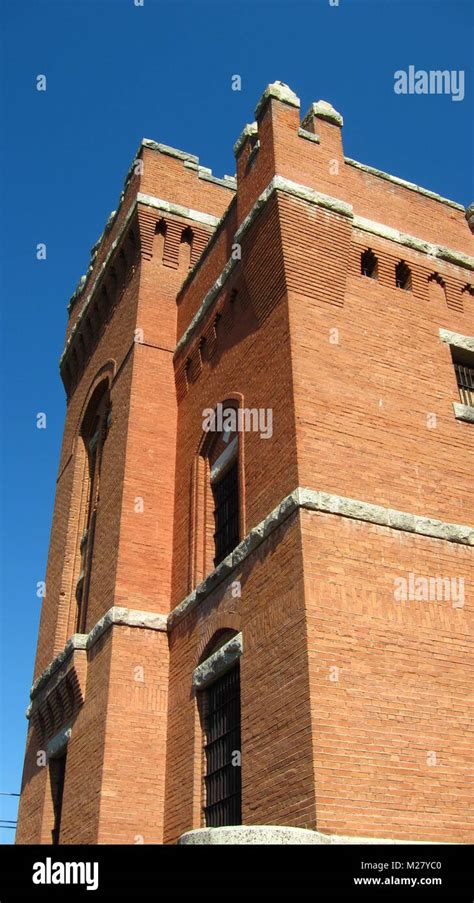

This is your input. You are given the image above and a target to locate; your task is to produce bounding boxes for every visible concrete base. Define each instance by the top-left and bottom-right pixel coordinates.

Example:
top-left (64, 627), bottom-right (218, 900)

top-left (178, 826), bottom-right (438, 845)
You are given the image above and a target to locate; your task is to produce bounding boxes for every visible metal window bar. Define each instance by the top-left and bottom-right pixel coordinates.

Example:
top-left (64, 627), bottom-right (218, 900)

top-left (212, 461), bottom-right (239, 566)
top-left (454, 363), bottom-right (474, 407)
top-left (203, 665), bottom-right (242, 828)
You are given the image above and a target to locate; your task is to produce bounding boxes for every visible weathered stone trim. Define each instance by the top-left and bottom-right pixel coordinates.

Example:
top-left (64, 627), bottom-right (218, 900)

top-left (298, 127), bottom-right (321, 144)
top-left (141, 139), bottom-right (236, 190)
top-left (453, 402), bottom-right (474, 423)
top-left (136, 193), bottom-right (220, 228)
top-left (254, 82), bottom-right (300, 119)
top-left (346, 157), bottom-right (464, 211)
top-left (61, 192), bottom-right (220, 366)
top-left (353, 215), bottom-right (474, 271)
top-left (47, 723), bottom-right (73, 759)
top-left (178, 826), bottom-right (440, 845)
top-left (233, 122), bottom-right (258, 156)
top-left (30, 634), bottom-right (88, 701)
top-left (30, 490), bottom-right (473, 708)
top-left (67, 139), bottom-right (235, 311)
top-left (174, 175), bottom-right (473, 360)
top-left (141, 138), bottom-right (199, 165)
top-left (29, 608), bottom-right (167, 709)
top-left (192, 633), bottom-right (243, 691)
top-left (439, 328), bottom-right (474, 353)
top-left (60, 200), bottom-right (138, 364)
top-left (86, 605), bottom-right (167, 651)
top-left (303, 100), bottom-right (343, 128)
top-left (168, 487), bottom-right (474, 629)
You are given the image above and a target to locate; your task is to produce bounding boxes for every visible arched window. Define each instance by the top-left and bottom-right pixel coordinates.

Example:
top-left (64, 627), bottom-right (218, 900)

top-left (75, 379), bottom-right (111, 633)
top-left (361, 249), bottom-right (378, 279)
top-left (194, 631), bottom-right (242, 828)
top-left (428, 273), bottom-right (447, 306)
top-left (395, 260), bottom-right (412, 290)
top-left (180, 226), bottom-right (193, 271)
top-left (207, 407), bottom-right (240, 566)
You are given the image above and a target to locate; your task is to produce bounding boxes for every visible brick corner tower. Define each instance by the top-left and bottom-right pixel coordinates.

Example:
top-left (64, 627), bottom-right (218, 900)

top-left (17, 82), bottom-right (474, 846)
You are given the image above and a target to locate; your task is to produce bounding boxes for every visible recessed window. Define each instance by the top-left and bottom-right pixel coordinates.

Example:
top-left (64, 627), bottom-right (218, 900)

top-left (451, 347), bottom-right (474, 407)
top-left (361, 249), bottom-right (378, 279)
top-left (212, 460), bottom-right (240, 566)
top-left (50, 751), bottom-right (67, 844)
top-left (203, 663), bottom-right (242, 827)
top-left (76, 380), bottom-right (111, 633)
top-left (395, 260), bottom-right (412, 291)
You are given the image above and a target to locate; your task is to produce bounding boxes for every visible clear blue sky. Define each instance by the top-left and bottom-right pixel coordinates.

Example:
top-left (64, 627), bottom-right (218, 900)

top-left (0, 0), bottom-right (472, 844)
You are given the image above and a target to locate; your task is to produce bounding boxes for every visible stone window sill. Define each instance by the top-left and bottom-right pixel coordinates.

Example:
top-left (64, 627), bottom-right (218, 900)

top-left (453, 402), bottom-right (474, 423)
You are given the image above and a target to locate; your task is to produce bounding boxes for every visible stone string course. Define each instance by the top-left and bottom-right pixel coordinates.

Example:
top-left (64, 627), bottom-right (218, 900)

top-left (174, 174), bottom-right (474, 360)
top-left (29, 487), bottom-right (473, 703)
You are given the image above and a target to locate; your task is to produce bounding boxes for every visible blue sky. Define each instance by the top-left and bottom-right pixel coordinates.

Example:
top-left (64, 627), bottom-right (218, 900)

top-left (0, 0), bottom-right (472, 844)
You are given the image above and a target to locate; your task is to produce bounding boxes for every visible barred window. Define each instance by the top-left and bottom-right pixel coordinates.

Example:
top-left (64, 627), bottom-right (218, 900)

top-left (50, 752), bottom-right (67, 844)
top-left (452, 348), bottom-right (474, 407)
top-left (76, 380), bottom-right (111, 633)
top-left (203, 664), bottom-right (242, 827)
top-left (212, 460), bottom-right (240, 566)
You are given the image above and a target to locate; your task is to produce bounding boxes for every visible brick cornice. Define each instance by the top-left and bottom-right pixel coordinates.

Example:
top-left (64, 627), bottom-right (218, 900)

top-left (174, 175), bottom-right (474, 360)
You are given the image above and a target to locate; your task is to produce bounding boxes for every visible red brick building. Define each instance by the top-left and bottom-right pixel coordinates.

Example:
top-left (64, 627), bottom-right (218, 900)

top-left (16, 82), bottom-right (474, 845)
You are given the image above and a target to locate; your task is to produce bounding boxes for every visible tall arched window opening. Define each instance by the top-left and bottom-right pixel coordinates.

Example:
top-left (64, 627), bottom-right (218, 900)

top-left (75, 380), bottom-right (111, 633)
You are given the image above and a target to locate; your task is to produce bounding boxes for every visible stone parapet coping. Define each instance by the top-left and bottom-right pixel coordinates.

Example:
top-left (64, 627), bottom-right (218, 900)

top-left (303, 100), bottom-right (343, 127)
top-left (60, 191), bottom-right (220, 366)
top-left (30, 488), bottom-right (473, 707)
top-left (193, 633), bottom-right (243, 691)
top-left (67, 138), bottom-right (235, 311)
top-left (345, 157), bottom-right (465, 211)
top-left (174, 174), bottom-right (474, 360)
top-left (353, 215), bottom-right (474, 270)
top-left (254, 81), bottom-right (300, 119)
top-left (439, 328), bottom-right (474, 353)
top-left (178, 826), bottom-right (442, 845)
top-left (233, 122), bottom-right (258, 157)
top-left (298, 127), bottom-right (320, 144)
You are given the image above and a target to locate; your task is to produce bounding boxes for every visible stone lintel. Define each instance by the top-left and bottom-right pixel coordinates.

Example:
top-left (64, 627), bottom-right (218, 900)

top-left (192, 633), bottom-right (243, 691)
top-left (47, 723), bottom-right (73, 759)
top-left (439, 328), bottom-right (474, 353)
